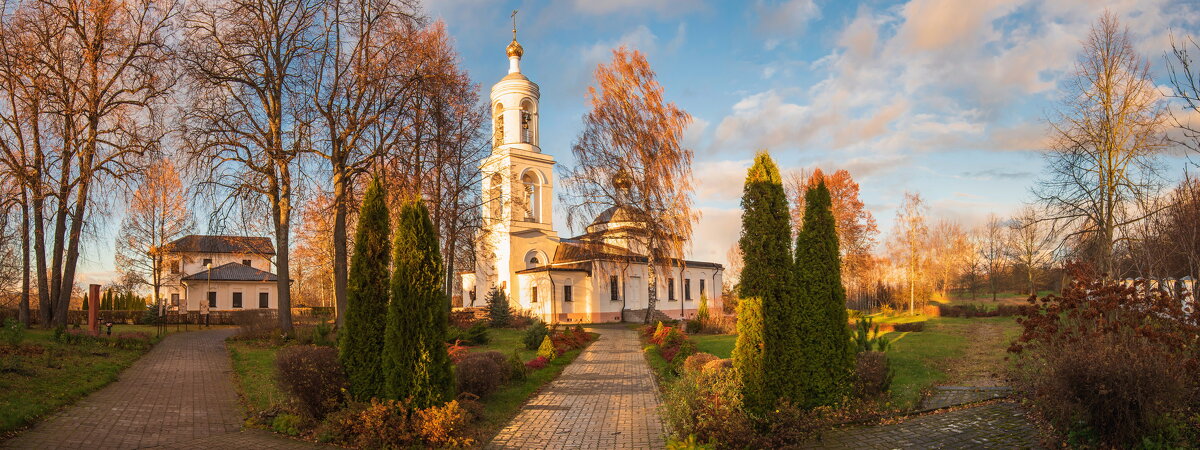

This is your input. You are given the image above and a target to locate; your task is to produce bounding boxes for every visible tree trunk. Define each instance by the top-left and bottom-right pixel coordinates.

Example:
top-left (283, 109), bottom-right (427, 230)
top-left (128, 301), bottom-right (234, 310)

top-left (646, 250), bottom-right (658, 324)
top-left (332, 166), bottom-right (348, 329)
top-left (19, 190), bottom-right (30, 327)
top-left (33, 193), bottom-right (49, 327)
top-left (274, 168), bottom-right (294, 335)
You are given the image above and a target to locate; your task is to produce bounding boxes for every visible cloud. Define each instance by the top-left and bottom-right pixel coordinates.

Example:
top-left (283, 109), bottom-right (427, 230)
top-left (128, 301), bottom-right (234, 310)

top-left (693, 159), bottom-right (751, 202)
top-left (756, 0), bottom-right (821, 39)
top-left (689, 207), bottom-right (742, 267)
top-left (958, 169), bottom-right (1035, 180)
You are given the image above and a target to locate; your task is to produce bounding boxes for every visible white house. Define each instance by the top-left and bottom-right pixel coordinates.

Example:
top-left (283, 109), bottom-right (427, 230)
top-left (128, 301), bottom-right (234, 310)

top-left (160, 235), bottom-right (280, 312)
top-left (460, 31), bottom-right (723, 324)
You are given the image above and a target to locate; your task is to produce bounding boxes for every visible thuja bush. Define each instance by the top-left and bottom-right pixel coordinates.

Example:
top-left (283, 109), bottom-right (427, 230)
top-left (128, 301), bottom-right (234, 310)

top-left (276, 346), bottom-right (348, 420)
top-left (1009, 263), bottom-right (1200, 447)
top-left (522, 319), bottom-right (548, 350)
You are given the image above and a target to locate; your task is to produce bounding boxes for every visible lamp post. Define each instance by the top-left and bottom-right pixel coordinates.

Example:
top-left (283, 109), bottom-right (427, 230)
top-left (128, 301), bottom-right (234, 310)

top-left (206, 262), bottom-right (212, 328)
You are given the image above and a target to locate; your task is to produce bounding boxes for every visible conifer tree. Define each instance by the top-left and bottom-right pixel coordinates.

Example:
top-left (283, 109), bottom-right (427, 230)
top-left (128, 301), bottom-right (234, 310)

top-left (486, 288), bottom-right (511, 328)
top-left (794, 180), bottom-right (854, 406)
top-left (81, 293), bottom-right (88, 311)
top-left (732, 296), bottom-right (767, 414)
top-left (339, 178), bottom-right (391, 401)
top-left (382, 197), bottom-right (453, 408)
top-left (735, 151), bottom-right (798, 411)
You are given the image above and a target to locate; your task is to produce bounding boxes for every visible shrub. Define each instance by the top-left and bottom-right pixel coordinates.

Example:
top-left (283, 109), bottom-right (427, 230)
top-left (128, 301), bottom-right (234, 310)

top-left (662, 364), bottom-right (756, 448)
top-left (525, 356), bottom-right (549, 370)
top-left (1009, 264), bottom-right (1200, 447)
top-left (1, 318), bottom-right (25, 347)
top-left (486, 288), bottom-right (511, 328)
top-left (113, 332), bottom-right (151, 350)
top-left (536, 335), bottom-right (556, 361)
top-left (231, 310), bottom-right (278, 340)
top-left (351, 399), bottom-right (419, 448)
top-left (682, 352), bottom-right (718, 374)
top-left (447, 341), bottom-right (469, 364)
top-left (853, 351), bottom-right (892, 399)
top-left (415, 400), bottom-right (474, 447)
top-left (271, 413), bottom-right (304, 436)
top-left (697, 295), bottom-right (711, 323)
top-left (891, 321), bottom-right (925, 332)
top-left (684, 319), bottom-right (702, 334)
top-left (456, 351), bottom-right (510, 398)
top-left (732, 296), bottom-right (768, 415)
top-left (522, 319), bottom-right (548, 350)
top-left (276, 346), bottom-right (348, 420)
top-left (508, 349), bottom-right (528, 381)
top-left (851, 317), bottom-right (891, 353)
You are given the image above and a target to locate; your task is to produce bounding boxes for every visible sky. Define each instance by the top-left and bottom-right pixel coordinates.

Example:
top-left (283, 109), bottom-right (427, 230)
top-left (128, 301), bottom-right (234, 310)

top-left (76, 0), bottom-right (1200, 284)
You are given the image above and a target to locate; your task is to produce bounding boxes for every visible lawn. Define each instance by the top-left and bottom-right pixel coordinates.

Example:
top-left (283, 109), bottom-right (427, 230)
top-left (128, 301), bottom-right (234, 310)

top-left (226, 326), bottom-right (590, 442)
top-left (0, 327), bottom-right (163, 437)
top-left (689, 315), bottom-right (1022, 409)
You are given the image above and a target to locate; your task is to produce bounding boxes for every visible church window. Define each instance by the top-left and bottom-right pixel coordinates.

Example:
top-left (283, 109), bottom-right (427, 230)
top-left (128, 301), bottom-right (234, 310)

top-left (668, 278), bottom-right (676, 301)
top-left (685, 279), bottom-right (692, 301)
top-left (493, 103), bottom-right (504, 147)
top-left (563, 285), bottom-right (573, 302)
top-left (521, 171), bottom-right (539, 222)
top-left (489, 173), bottom-right (503, 220)
top-left (520, 99), bottom-right (535, 144)
top-left (531, 286), bottom-right (538, 303)
top-left (610, 275), bottom-right (619, 301)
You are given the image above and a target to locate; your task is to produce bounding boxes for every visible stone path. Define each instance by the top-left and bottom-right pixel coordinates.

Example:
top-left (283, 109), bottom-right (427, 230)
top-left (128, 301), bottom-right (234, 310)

top-left (2, 328), bottom-right (316, 449)
top-left (920, 386), bottom-right (1013, 410)
top-left (805, 401), bottom-right (1040, 449)
top-left (489, 325), bottom-right (665, 449)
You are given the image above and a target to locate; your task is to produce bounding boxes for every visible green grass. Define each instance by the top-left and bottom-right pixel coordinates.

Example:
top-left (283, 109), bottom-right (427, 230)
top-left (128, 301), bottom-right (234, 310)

top-left (0, 327), bottom-right (162, 436)
top-left (687, 316), bottom-right (1022, 410)
top-left (693, 334), bottom-right (736, 358)
top-left (227, 340), bottom-right (285, 422)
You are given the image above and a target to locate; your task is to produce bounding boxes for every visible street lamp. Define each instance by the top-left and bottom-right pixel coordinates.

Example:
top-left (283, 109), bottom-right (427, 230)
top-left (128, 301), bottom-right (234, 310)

top-left (206, 262), bottom-right (212, 328)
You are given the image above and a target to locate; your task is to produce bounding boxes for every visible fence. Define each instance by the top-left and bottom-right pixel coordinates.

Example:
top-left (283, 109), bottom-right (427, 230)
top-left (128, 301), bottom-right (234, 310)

top-left (0, 307), bottom-right (332, 327)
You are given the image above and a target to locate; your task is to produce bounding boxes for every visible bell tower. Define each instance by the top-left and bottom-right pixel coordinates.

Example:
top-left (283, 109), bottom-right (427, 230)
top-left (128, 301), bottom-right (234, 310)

top-left (476, 11), bottom-right (559, 299)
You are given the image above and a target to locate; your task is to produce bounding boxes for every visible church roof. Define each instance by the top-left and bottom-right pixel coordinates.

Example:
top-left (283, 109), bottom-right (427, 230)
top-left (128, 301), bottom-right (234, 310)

top-left (551, 239), bottom-right (723, 270)
top-left (590, 205), bottom-right (641, 226)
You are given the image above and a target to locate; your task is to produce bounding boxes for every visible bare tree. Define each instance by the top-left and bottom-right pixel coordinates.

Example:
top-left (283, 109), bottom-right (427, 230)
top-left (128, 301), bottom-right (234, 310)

top-left (311, 0), bottom-right (420, 327)
top-left (1006, 206), bottom-right (1056, 295)
top-left (888, 192), bottom-right (929, 315)
top-left (1034, 12), bottom-right (1167, 276)
top-left (114, 158), bottom-right (193, 313)
top-left (182, 0), bottom-right (326, 333)
top-left (560, 47), bottom-right (696, 323)
top-left (980, 214), bottom-right (1007, 301)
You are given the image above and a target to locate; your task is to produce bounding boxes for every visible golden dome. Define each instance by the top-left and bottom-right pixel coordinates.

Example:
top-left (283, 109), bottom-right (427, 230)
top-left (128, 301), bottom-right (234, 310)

top-left (506, 39), bottom-right (524, 58)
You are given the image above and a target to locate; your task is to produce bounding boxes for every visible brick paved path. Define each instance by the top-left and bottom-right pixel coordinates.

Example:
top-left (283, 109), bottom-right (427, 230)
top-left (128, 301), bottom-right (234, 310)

top-left (919, 386), bottom-right (1013, 410)
top-left (3, 328), bottom-right (314, 449)
top-left (489, 326), bottom-right (665, 449)
top-left (804, 401), bottom-right (1040, 449)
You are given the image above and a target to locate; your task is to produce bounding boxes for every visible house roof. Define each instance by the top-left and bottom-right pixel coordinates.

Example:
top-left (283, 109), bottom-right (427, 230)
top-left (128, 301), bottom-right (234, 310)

top-left (168, 235), bottom-right (275, 255)
top-left (182, 262), bottom-right (278, 282)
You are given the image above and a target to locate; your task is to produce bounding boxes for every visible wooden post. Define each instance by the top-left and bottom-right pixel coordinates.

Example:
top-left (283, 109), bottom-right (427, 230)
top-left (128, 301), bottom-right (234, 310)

top-left (88, 284), bottom-right (100, 335)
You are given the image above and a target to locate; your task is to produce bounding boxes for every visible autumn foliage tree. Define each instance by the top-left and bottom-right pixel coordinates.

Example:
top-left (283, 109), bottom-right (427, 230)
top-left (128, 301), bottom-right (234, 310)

top-left (785, 168), bottom-right (878, 303)
top-left (560, 47), bottom-right (695, 323)
top-left (114, 159), bottom-right (194, 311)
top-left (888, 192), bottom-right (929, 314)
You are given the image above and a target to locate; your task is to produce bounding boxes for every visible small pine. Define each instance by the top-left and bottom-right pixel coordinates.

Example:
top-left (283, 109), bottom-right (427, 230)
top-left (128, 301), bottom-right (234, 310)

top-left (537, 335), bottom-right (556, 361)
top-left (486, 288), bottom-right (512, 327)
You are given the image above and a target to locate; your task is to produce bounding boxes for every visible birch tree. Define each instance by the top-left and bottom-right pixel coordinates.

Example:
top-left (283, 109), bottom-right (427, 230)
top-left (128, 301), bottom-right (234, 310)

top-left (114, 158), bottom-right (193, 313)
top-left (560, 47), bottom-right (696, 323)
top-left (1034, 12), bottom-right (1167, 276)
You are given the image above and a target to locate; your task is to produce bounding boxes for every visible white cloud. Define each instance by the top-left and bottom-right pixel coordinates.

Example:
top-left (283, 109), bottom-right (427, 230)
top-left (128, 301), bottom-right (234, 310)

top-left (693, 159), bottom-right (751, 202)
top-left (689, 207), bottom-right (742, 267)
top-left (572, 0), bottom-right (705, 17)
top-left (756, 0), bottom-right (822, 38)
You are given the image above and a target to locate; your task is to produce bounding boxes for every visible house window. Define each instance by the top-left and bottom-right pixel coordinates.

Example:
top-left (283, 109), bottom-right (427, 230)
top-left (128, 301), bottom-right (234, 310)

top-left (232, 292), bottom-right (243, 308)
top-left (563, 285), bottom-right (573, 302)
top-left (668, 278), bottom-right (676, 301)
top-left (531, 286), bottom-right (538, 303)
top-left (202, 258), bottom-right (212, 267)
top-left (259, 292), bottom-right (269, 308)
top-left (242, 259), bottom-right (252, 267)
top-left (685, 279), bottom-right (692, 301)
top-left (170, 261), bottom-right (180, 274)
top-left (700, 279), bottom-right (706, 299)
top-left (610, 275), bottom-right (619, 301)
top-left (171, 293), bottom-right (179, 306)
top-left (207, 291), bottom-right (217, 308)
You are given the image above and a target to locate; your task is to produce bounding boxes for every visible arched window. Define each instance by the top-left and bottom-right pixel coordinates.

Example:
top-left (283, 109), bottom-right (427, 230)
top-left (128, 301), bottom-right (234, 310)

top-left (521, 171), bottom-right (539, 222)
top-left (493, 103), bottom-right (505, 148)
top-left (524, 250), bottom-right (545, 270)
top-left (520, 98), bottom-right (535, 145)
top-left (489, 173), bottom-right (503, 220)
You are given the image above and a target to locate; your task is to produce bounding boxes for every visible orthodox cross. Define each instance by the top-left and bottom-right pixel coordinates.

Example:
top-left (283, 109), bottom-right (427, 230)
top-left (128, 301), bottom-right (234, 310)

top-left (511, 9), bottom-right (518, 39)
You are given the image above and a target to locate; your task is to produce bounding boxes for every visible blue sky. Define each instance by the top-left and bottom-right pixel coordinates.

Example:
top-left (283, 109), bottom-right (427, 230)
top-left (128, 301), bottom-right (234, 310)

top-left (76, 0), bottom-right (1200, 284)
top-left (426, 0), bottom-right (1200, 267)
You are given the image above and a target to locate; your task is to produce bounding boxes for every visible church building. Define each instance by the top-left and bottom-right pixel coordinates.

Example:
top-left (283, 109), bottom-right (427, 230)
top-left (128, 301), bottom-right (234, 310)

top-left (460, 27), bottom-right (724, 324)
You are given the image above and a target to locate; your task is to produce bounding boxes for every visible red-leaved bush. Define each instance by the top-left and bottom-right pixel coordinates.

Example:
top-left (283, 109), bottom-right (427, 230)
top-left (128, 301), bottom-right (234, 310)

top-left (525, 356), bottom-right (549, 370)
top-left (275, 345), bottom-right (347, 420)
top-left (1009, 263), bottom-right (1200, 447)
